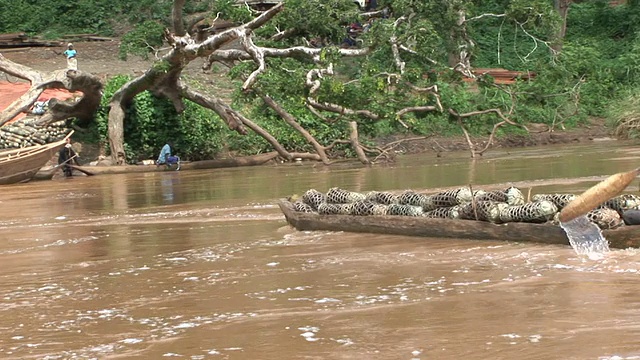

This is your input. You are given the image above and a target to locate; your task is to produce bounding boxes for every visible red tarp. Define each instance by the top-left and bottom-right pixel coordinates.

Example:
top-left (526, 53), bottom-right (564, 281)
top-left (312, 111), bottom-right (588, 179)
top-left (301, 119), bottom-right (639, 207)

top-left (0, 81), bottom-right (81, 123)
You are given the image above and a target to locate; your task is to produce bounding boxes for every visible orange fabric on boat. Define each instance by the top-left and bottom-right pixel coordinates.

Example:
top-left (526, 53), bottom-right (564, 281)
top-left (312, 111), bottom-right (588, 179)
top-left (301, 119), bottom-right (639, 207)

top-left (0, 81), bottom-right (81, 123)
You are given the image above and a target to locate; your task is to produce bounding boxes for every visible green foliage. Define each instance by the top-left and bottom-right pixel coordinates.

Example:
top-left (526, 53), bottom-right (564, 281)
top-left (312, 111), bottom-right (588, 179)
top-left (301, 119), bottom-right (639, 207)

top-left (116, 0), bottom-right (173, 24)
top-left (178, 101), bottom-right (227, 160)
top-left (505, 0), bottom-right (559, 32)
top-left (95, 75), bottom-right (130, 147)
top-left (268, 0), bottom-right (361, 44)
top-left (0, 0), bottom-right (175, 36)
top-left (95, 76), bottom-right (226, 163)
top-left (119, 21), bottom-right (165, 60)
top-left (211, 0), bottom-right (256, 24)
top-left (617, 36), bottom-right (640, 84)
top-left (7, 0), bottom-right (640, 161)
top-left (607, 87), bottom-right (640, 139)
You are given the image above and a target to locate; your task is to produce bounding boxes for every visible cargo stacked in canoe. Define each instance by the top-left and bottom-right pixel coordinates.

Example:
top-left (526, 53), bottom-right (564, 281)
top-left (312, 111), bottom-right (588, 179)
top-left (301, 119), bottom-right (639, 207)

top-left (0, 132), bottom-right (72, 185)
top-left (278, 186), bottom-right (640, 249)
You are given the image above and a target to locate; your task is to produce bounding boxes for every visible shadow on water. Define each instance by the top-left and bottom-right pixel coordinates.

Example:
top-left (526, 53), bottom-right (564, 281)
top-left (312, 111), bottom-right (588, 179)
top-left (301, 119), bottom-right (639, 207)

top-left (0, 141), bottom-right (639, 359)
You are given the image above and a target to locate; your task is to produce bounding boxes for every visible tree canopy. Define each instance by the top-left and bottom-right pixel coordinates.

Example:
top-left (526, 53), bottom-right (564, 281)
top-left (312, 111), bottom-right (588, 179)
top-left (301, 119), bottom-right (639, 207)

top-left (2, 0), bottom-right (640, 162)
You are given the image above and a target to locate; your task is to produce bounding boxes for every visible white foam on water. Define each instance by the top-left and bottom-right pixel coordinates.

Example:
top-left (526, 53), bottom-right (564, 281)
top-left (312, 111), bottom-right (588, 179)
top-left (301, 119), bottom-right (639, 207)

top-left (560, 215), bottom-right (610, 257)
top-left (120, 338), bottom-right (143, 344)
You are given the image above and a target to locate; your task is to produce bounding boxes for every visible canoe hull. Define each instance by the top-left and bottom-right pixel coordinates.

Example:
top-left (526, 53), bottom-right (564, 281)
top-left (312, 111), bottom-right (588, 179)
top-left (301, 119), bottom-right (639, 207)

top-left (278, 200), bottom-right (640, 249)
top-left (0, 133), bottom-right (71, 185)
top-left (70, 152), bottom-right (279, 176)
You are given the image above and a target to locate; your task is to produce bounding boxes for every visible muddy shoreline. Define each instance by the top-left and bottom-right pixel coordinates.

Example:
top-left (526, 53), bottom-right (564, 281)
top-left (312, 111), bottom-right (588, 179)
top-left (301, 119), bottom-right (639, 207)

top-left (378, 117), bottom-right (616, 156)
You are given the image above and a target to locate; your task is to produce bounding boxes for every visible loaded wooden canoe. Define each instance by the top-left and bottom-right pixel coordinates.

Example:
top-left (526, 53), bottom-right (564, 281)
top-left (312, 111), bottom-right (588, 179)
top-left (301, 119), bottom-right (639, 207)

top-left (0, 132), bottom-right (72, 185)
top-left (277, 199), bottom-right (640, 249)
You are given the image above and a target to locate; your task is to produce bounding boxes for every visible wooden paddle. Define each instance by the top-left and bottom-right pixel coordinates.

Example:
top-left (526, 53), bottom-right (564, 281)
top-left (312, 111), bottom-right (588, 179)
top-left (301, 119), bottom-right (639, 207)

top-left (559, 167), bottom-right (640, 223)
top-left (54, 154), bottom-right (78, 168)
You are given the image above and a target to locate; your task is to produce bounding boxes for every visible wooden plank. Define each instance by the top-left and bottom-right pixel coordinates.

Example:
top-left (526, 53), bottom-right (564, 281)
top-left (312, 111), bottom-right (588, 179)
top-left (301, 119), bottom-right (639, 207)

top-left (0, 41), bottom-right (63, 48)
top-left (0, 33), bottom-right (27, 41)
top-left (86, 36), bottom-right (115, 42)
top-left (0, 47), bottom-right (32, 53)
top-left (61, 33), bottom-right (98, 38)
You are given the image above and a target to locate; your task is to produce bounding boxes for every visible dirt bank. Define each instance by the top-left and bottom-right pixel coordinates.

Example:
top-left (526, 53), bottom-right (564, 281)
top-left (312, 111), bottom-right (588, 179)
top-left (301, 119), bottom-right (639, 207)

top-left (1, 40), bottom-right (153, 78)
top-left (387, 117), bottom-right (615, 156)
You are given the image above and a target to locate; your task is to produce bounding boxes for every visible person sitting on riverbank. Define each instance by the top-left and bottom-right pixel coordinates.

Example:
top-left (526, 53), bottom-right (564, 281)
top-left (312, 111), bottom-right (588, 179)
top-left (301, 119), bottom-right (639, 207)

top-left (156, 142), bottom-right (180, 170)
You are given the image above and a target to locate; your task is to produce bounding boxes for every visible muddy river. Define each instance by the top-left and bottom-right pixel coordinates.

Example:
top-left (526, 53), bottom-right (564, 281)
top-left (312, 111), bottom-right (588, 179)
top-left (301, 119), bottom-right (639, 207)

top-left (1, 141), bottom-right (640, 359)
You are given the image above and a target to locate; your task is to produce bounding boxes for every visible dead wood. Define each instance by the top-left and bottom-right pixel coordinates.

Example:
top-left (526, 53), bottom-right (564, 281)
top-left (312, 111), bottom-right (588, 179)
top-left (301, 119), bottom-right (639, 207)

top-left (348, 121), bottom-right (371, 164)
top-left (0, 54), bottom-right (102, 127)
top-left (104, 3), bottom-right (286, 165)
top-left (260, 93), bottom-right (329, 163)
top-left (448, 108), bottom-right (529, 158)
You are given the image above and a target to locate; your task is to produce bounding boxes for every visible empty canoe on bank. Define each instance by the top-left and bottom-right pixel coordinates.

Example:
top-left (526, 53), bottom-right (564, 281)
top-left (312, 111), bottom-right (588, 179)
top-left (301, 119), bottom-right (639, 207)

top-left (68, 152), bottom-right (279, 176)
top-left (277, 199), bottom-right (640, 249)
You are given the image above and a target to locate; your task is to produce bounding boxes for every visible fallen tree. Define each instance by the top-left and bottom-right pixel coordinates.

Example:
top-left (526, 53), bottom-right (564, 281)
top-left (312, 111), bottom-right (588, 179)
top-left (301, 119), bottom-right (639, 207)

top-left (0, 55), bottom-right (102, 127)
top-left (1, 0), bottom-right (570, 163)
top-left (70, 151), bottom-right (279, 175)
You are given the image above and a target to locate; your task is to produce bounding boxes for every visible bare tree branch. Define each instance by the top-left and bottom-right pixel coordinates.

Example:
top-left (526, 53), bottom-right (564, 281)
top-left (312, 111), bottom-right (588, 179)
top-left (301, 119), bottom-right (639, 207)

top-left (348, 121), bottom-right (371, 164)
top-left (390, 16), bottom-right (407, 74)
top-left (0, 55), bottom-right (102, 127)
top-left (304, 63), bottom-right (379, 120)
top-left (260, 93), bottom-right (330, 164)
top-left (450, 108), bottom-right (529, 132)
top-left (172, 0), bottom-right (187, 36)
top-left (270, 28), bottom-right (297, 41)
top-left (448, 107), bottom-right (529, 158)
top-left (240, 34), bottom-right (266, 90)
top-left (404, 83), bottom-right (444, 112)
top-left (307, 99), bottom-right (379, 120)
top-left (178, 84), bottom-right (247, 134)
top-left (204, 46), bottom-right (370, 70)
top-left (306, 63), bottom-right (334, 95)
top-left (465, 13), bottom-right (506, 22)
top-left (515, 21), bottom-right (559, 61)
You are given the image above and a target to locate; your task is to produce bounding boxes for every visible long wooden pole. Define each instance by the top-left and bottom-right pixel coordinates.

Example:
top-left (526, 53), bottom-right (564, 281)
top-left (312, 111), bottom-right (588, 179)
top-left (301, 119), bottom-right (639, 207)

top-left (559, 168), bottom-right (640, 222)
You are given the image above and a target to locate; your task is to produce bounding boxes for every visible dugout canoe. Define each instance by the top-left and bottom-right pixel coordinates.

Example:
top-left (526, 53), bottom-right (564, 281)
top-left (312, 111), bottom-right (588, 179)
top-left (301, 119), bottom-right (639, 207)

top-left (32, 165), bottom-right (58, 181)
top-left (68, 151), bottom-right (279, 176)
top-left (277, 199), bottom-right (640, 249)
top-left (0, 132), bottom-right (72, 185)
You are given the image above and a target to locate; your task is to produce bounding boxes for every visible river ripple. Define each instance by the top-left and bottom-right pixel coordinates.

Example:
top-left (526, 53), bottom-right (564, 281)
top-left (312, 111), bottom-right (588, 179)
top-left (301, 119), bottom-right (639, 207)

top-left (0, 141), bottom-right (639, 359)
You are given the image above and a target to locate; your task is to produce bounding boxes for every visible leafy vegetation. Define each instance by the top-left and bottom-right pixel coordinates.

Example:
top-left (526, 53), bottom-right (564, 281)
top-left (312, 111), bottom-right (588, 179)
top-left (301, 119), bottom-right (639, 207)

top-left (95, 76), bottom-right (227, 162)
top-left (3, 0), bottom-right (640, 161)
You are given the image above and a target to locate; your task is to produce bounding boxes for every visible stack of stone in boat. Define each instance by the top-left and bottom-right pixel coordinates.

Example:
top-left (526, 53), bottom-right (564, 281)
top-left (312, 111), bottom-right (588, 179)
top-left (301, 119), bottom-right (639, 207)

top-left (292, 187), bottom-right (640, 230)
top-left (0, 119), bottom-right (71, 149)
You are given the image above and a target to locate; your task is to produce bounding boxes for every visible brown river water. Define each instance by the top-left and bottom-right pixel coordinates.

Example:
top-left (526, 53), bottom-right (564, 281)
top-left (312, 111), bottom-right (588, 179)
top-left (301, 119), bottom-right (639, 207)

top-left (1, 141), bottom-right (640, 360)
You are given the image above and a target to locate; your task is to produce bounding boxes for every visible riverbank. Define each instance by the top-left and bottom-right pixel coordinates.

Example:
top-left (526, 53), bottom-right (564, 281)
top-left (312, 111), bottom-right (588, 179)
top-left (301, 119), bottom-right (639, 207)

top-left (2, 41), bottom-right (624, 165)
top-left (376, 117), bottom-right (615, 157)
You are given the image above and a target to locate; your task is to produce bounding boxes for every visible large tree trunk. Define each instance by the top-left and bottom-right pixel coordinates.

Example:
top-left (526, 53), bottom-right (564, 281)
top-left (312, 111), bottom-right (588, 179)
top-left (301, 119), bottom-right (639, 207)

top-left (448, 10), bottom-right (474, 77)
top-left (105, 3), bottom-right (285, 164)
top-left (552, 0), bottom-right (572, 53)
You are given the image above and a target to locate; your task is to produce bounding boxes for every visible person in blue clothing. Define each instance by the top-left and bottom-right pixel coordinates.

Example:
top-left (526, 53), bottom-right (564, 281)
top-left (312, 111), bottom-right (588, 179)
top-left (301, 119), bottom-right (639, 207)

top-left (156, 142), bottom-right (180, 170)
top-left (63, 43), bottom-right (77, 70)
